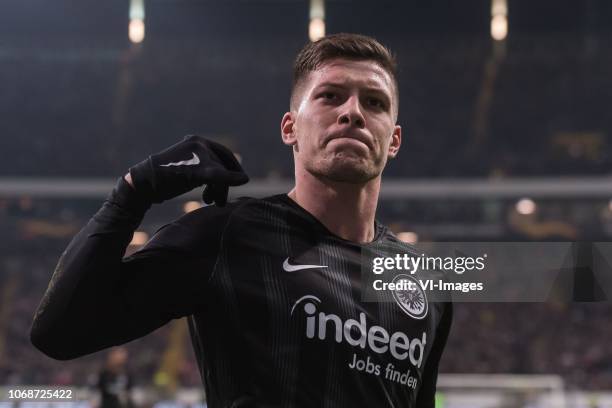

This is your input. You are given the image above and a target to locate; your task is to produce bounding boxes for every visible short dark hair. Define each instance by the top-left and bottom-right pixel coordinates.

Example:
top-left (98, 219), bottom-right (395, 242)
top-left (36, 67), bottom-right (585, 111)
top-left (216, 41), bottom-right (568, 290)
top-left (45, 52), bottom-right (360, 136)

top-left (290, 33), bottom-right (398, 113)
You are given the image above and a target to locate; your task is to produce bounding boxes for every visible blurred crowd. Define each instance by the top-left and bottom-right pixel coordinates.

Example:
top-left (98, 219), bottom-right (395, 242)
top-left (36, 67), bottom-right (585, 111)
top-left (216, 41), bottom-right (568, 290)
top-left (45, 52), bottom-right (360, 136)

top-left (442, 302), bottom-right (612, 390)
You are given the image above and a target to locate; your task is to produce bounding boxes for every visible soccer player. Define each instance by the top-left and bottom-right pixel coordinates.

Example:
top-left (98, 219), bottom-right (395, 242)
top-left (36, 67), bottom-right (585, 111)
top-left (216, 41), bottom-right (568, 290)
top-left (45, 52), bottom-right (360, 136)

top-left (31, 33), bottom-right (452, 407)
top-left (97, 347), bottom-right (134, 408)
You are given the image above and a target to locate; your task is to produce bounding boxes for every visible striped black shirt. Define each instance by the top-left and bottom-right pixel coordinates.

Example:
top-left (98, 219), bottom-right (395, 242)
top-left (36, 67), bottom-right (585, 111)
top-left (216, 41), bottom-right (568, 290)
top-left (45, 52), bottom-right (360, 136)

top-left (31, 178), bottom-right (452, 408)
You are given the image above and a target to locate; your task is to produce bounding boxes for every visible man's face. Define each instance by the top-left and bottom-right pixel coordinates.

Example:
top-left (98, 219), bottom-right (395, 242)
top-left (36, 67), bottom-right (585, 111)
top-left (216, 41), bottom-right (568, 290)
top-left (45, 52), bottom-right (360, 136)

top-left (282, 58), bottom-right (401, 184)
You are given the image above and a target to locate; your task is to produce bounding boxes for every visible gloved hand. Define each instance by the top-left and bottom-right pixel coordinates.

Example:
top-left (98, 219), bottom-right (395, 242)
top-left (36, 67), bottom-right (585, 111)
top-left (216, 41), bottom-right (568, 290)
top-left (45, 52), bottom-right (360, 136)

top-left (128, 135), bottom-right (249, 205)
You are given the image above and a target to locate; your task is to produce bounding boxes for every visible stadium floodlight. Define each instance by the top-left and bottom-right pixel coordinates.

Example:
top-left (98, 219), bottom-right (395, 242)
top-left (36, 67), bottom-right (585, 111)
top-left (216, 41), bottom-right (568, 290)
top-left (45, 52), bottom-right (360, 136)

top-left (491, 15), bottom-right (508, 41)
top-left (491, 0), bottom-right (508, 41)
top-left (129, 0), bottom-right (145, 43)
top-left (309, 0), bottom-right (325, 41)
top-left (491, 0), bottom-right (508, 16)
top-left (516, 198), bottom-right (536, 215)
top-left (309, 18), bottom-right (325, 42)
top-left (129, 19), bottom-right (145, 44)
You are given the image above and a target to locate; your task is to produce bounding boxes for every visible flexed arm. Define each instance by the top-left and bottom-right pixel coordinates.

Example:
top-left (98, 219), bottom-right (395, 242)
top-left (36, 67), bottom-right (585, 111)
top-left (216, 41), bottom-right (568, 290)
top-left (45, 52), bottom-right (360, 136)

top-left (30, 136), bottom-right (248, 360)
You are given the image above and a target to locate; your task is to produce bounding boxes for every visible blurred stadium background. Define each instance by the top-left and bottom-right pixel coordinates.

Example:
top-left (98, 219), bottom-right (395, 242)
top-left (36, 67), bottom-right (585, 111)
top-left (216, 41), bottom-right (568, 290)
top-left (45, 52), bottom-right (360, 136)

top-left (1, 0), bottom-right (612, 407)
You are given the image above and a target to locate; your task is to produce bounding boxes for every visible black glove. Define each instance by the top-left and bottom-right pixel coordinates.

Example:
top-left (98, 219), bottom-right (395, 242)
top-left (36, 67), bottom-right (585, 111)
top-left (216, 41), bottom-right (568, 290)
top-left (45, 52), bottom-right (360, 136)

top-left (129, 135), bottom-right (249, 205)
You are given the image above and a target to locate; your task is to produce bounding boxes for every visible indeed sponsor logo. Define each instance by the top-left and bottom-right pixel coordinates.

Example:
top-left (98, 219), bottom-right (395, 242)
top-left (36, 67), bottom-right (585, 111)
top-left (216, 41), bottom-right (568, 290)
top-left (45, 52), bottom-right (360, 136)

top-left (291, 295), bottom-right (427, 368)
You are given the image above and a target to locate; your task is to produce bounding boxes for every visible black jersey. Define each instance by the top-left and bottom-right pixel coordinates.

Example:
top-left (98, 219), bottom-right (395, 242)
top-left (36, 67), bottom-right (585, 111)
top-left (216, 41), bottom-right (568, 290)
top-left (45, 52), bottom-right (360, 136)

top-left (31, 178), bottom-right (452, 408)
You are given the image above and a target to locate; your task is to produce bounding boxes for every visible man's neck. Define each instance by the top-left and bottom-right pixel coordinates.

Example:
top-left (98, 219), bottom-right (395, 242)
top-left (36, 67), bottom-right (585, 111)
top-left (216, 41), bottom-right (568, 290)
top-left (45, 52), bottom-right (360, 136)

top-left (288, 168), bottom-right (380, 243)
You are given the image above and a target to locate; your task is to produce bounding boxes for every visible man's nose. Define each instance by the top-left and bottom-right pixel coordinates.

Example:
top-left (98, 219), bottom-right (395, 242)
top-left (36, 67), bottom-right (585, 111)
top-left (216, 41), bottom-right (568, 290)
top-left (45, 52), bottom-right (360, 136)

top-left (338, 96), bottom-right (365, 128)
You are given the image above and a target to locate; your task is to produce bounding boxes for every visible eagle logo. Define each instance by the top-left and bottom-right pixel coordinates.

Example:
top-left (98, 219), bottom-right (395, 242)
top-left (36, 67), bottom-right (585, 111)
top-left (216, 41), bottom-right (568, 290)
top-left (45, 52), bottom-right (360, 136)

top-left (392, 274), bottom-right (428, 320)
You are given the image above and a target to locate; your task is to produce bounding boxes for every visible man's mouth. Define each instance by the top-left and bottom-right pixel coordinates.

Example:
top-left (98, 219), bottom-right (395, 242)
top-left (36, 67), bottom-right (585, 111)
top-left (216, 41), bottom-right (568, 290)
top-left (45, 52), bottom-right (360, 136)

top-left (327, 132), bottom-right (372, 150)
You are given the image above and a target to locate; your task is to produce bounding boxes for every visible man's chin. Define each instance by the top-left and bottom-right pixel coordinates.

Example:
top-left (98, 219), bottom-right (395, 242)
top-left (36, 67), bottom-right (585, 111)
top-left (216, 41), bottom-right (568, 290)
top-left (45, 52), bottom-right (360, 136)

top-left (312, 161), bottom-right (379, 184)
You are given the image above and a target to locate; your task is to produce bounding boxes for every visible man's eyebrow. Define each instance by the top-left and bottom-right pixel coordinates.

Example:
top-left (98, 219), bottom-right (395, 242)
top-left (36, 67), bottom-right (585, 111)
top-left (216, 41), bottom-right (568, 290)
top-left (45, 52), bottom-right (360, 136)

top-left (312, 82), bottom-right (348, 90)
top-left (313, 81), bottom-right (390, 94)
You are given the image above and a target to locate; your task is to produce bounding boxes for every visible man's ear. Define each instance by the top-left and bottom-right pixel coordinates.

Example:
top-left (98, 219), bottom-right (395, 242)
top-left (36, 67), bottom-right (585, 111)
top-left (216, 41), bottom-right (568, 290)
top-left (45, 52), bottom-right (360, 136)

top-left (281, 112), bottom-right (297, 147)
top-left (387, 125), bottom-right (401, 158)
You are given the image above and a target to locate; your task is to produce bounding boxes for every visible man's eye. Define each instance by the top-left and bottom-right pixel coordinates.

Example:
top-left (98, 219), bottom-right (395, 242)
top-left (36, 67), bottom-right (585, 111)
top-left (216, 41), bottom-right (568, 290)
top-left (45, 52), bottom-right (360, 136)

top-left (367, 97), bottom-right (385, 109)
top-left (322, 92), bottom-right (337, 100)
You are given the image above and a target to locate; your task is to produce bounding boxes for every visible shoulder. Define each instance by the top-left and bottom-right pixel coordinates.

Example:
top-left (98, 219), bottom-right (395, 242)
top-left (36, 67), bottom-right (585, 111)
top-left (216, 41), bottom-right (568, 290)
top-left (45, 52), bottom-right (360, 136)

top-left (193, 194), bottom-right (304, 227)
top-left (171, 197), bottom-right (252, 229)
top-left (141, 197), bottom-right (254, 255)
top-left (143, 196), bottom-right (292, 252)
top-left (172, 195), bottom-right (291, 228)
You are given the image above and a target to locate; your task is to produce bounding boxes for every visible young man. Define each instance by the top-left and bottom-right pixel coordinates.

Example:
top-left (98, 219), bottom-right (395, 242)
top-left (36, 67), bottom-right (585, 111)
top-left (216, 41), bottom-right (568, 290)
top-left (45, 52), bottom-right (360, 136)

top-left (31, 33), bottom-right (452, 407)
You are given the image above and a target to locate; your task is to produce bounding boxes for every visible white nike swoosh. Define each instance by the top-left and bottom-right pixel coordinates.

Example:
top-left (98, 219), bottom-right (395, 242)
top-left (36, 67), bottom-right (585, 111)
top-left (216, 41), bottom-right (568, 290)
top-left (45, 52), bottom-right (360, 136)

top-left (283, 257), bottom-right (328, 272)
top-left (160, 152), bottom-right (200, 167)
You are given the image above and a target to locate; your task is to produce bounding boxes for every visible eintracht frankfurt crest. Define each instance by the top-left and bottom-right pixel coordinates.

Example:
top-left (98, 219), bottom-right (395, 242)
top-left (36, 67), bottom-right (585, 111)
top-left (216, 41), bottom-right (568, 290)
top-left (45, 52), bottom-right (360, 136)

top-left (392, 274), bottom-right (428, 320)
